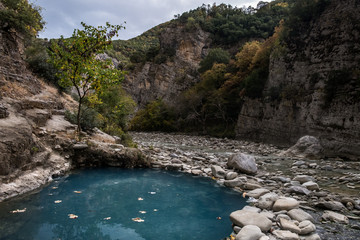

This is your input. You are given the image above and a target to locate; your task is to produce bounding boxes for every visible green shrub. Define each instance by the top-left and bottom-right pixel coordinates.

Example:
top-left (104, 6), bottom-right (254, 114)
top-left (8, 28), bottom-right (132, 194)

top-left (130, 99), bottom-right (176, 132)
top-left (154, 54), bottom-right (167, 64)
top-left (0, 0), bottom-right (45, 38)
top-left (199, 48), bottom-right (230, 73)
top-left (65, 108), bottom-right (104, 131)
top-left (130, 51), bottom-right (146, 63)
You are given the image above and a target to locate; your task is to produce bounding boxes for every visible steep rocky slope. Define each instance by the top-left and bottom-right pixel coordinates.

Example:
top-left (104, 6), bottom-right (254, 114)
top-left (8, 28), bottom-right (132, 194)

top-left (123, 25), bottom-right (211, 106)
top-left (0, 28), bottom-right (151, 202)
top-left (236, 0), bottom-right (360, 159)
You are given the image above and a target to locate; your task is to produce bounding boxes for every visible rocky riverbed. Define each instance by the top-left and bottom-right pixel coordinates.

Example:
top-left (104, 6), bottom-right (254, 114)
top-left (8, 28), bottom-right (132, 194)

top-left (131, 132), bottom-right (360, 240)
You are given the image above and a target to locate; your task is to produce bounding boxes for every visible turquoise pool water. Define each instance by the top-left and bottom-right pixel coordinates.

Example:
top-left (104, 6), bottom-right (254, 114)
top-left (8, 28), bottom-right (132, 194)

top-left (0, 168), bottom-right (247, 240)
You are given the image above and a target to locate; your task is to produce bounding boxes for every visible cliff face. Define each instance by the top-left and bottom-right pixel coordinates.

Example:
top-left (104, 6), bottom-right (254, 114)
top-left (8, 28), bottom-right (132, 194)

top-left (236, 0), bottom-right (360, 159)
top-left (124, 25), bottom-right (211, 106)
top-left (0, 27), bottom-right (151, 202)
top-left (0, 28), bottom-right (72, 197)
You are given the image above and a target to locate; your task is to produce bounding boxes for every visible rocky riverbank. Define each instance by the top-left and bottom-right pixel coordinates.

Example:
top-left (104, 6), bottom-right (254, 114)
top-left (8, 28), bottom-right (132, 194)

top-left (131, 132), bottom-right (360, 240)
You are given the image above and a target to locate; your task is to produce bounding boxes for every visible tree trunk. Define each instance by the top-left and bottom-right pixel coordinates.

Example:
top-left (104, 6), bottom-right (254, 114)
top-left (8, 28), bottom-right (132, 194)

top-left (76, 97), bottom-right (82, 137)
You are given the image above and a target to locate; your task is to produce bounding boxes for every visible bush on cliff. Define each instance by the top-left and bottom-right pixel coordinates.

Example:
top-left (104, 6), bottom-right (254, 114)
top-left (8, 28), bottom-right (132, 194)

top-left (130, 99), bottom-right (176, 132)
top-left (0, 0), bottom-right (44, 38)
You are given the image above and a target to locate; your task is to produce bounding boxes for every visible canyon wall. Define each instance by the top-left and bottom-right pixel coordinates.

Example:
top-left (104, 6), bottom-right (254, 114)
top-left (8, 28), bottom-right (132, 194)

top-left (236, 0), bottom-right (360, 159)
top-left (124, 25), bottom-right (211, 107)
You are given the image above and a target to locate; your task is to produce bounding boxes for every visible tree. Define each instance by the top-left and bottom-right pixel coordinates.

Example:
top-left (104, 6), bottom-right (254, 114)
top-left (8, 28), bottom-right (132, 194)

top-left (199, 48), bottom-right (230, 73)
top-left (49, 22), bottom-right (125, 136)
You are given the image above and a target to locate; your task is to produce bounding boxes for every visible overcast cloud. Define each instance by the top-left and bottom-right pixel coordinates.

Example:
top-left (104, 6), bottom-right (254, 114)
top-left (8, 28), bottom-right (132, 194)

top-left (30, 0), bottom-right (261, 40)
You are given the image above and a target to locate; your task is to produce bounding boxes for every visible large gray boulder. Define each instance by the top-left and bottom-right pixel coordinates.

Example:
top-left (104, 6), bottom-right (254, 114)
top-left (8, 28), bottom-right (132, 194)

top-left (272, 230), bottom-right (299, 240)
top-left (227, 153), bottom-right (257, 175)
top-left (288, 208), bottom-right (315, 223)
top-left (299, 220), bottom-right (316, 235)
top-left (211, 165), bottom-right (226, 178)
top-left (236, 225), bottom-right (265, 240)
top-left (230, 209), bottom-right (272, 232)
top-left (258, 192), bottom-right (280, 210)
top-left (273, 197), bottom-right (300, 212)
top-left (246, 188), bottom-right (270, 198)
top-left (321, 210), bottom-right (349, 224)
top-left (281, 136), bottom-right (323, 159)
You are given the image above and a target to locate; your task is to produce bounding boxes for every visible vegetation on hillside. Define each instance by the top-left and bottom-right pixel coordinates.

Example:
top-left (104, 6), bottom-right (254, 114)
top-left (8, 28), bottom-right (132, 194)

top-left (130, 0), bottom-right (332, 137)
top-left (0, 0), bottom-right (44, 38)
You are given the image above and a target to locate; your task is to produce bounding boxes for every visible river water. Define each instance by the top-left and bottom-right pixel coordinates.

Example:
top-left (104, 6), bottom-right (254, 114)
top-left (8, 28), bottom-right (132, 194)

top-left (0, 168), bottom-right (247, 240)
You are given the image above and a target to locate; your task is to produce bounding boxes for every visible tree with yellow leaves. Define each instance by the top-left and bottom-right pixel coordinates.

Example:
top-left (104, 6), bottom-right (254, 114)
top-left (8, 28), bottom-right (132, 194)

top-left (49, 22), bottom-right (125, 136)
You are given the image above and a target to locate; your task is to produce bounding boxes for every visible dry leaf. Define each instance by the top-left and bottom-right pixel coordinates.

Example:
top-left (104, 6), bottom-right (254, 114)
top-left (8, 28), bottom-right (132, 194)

top-left (10, 208), bottom-right (26, 213)
top-left (132, 217), bottom-right (144, 222)
top-left (74, 191), bottom-right (82, 194)
top-left (68, 214), bottom-right (78, 219)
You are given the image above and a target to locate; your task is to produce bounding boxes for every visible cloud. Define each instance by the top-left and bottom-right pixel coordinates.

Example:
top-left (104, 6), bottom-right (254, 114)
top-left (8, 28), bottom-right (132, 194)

top-left (30, 0), bottom-right (263, 40)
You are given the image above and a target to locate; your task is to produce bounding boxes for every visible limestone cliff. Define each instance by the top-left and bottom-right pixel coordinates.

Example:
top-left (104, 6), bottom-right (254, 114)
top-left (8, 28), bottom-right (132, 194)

top-left (236, 0), bottom-right (360, 159)
top-left (123, 25), bottom-right (211, 106)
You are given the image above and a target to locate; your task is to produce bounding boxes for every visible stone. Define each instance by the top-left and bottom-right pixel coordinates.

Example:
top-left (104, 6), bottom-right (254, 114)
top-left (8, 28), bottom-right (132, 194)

top-left (224, 178), bottom-right (246, 188)
top-left (286, 186), bottom-right (312, 195)
top-left (228, 153), bottom-right (258, 175)
top-left (191, 169), bottom-right (203, 175)
top-left (277, 214), bottom-right (292, 222)
top-left (316, 201), bottom-right (346, 211)
top-left (281, 136), bottom-right (323, 159)
top-left (299, 233), bottom-right (321, 240)
top-left (0, 104), bottom-right (9, 118)
top-left (246, 188), bottom-right (270, 198)
top-left (298, 220), bottom-right (316, 235)
top-left (236, 225), bottom-right (265, 240)
top-left (259, 236), bottom-right (270, 240)
top-left (242, 206), bottom-right (261, 213)
top-left (244, 182), bottom-right (262, 190)
top-left (302, 181), bottom-right (319, 191)
top-left (73, 143), bottom-right (88, 150)
top-left (293, 175), bottom-right (315, 184)
top-left (258, 192), bottom-right (279, 210)
top-left (211, 165), bottom-right (226, 178)
top-left (272, 230), bottom-right (300, 240)
top-left (226, 171), bottom-right (238, 180)
top-left (166, 164), bottom-right (183, 171)
top-left (272, 176), bottom-right (291, 183)
top-left (230, 210), bottom-right (272, 232)
top-left (259, 211), bottom-right (275, 221)
top-left (279, 218), bottom-right (301, 234)
top-left (273, 197), bottom-right (300, 212)
top-left (233, 225), bottom-right (242, 234)
top-left (25, 108), bottom-right (52, 127)
top-left (321, 210), bottom-right (349, 224)
top-left (288, 209), bottom-right (315, 223)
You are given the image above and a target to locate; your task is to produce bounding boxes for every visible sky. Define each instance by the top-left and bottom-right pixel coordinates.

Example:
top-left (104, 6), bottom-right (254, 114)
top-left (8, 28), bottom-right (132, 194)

top-left (30, 0), bottom-right (261, 40)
